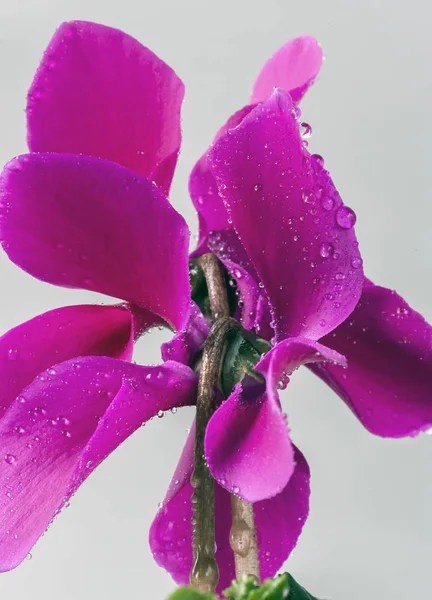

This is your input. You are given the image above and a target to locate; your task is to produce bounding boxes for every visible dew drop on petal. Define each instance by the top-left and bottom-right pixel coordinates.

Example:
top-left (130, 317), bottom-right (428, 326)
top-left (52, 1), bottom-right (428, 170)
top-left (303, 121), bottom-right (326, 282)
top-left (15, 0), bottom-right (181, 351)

top-left (300, 122), bottom-right (312, 139)
top-left (336, 206), bottom-right (357, 229)
top-left (302, 190), bottom-right (316, 204)
top-left (351, 257), bottom-right (363, 269)
top-left (319, 242), bottom-right (334, 258)
top-left (321, 196), bottom-right (335, 211)
top-left (7, 348), bottom-right (20, 361)
top-left (312, 153), bottom-right (325, 168)
top-left (4, 454), bottom-right (16, 465)
top-left (319, 319), bottom-right (326, 327)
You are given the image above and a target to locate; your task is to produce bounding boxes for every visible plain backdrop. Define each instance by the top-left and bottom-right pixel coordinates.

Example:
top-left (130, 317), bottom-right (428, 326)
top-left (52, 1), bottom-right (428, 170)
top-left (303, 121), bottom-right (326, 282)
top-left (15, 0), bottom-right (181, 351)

top-left (0, 1), bottom-right (431, 598)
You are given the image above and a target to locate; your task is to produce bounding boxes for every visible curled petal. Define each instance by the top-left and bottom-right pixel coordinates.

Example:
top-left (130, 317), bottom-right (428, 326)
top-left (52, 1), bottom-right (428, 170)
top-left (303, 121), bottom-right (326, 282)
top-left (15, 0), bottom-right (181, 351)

top-left (256, 336), bottom-right (347, 394)
top-left (209, 90), bottom-right (364, 341)
top-left (205, 338), bottom-right (345, 502)
top-left (205, 378), bottom-right (294, 503)
top-left (251, 36), bottom-right (323, 104)
top-left (0, 304), bottom-right (134, 419)
top-left (0, 358), bottom-right (196, 571)
top-left (27, 21), bottom-right (184, 195)
top-left (312, 282), bottom-right (432, 437)
top-left (0, 153), bottom-right (190, 330)
top-left (150, 424), bottom-right (310, 593)
top-left (161, 303), bottom-right (209, 365)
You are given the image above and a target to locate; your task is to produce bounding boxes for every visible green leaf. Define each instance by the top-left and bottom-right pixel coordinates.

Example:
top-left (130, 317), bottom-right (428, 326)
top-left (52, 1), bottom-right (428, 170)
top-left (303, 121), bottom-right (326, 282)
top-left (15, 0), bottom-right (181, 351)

top-left (166, 586), bottom-right (216, 600)
top-left (223, 574), bottom-right (321, 600)
top-left (166, 574), bottom-right (321, 600)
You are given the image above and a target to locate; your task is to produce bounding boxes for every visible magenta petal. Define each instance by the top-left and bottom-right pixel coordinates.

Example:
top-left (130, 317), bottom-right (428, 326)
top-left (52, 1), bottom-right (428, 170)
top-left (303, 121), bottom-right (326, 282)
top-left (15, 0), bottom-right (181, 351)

top-left (150, 427), bottom-right (310, 593)
top-left (205, 338), bottom-right (345, 503)
top-left (205, 380), bottom-right (294, 503)
top-left (251, 36), bottom-right (323, 104)
top-left (209, 90), bottom-right (364, 341)
top-left (0, 153), bottom-right (190, 330)
top-left (0, 304), bottom-right (134, 419)
top-left (27, 21), bottom-right (184, 196)
top-left (161, 303), bottom-right (209, 365)
top-left (313, 282), bottom-right (432, 437)
top-left (189, 105), bottom-right (255, 251)
top-left (256, 336), bottom-right (347, 392)
top-left (0, 358), bottom-right (196, 571)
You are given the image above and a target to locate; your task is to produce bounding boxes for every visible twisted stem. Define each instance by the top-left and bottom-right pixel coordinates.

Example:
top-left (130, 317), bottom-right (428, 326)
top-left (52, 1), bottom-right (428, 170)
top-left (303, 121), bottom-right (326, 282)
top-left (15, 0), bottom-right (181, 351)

top-left (190, 254), bottom-right (260, 592)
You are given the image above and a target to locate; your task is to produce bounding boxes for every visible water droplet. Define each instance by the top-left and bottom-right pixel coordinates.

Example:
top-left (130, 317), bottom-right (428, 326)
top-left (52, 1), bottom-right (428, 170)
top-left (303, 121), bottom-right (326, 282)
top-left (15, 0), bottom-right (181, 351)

top-left (319, 242), bottom-right (334, 258)
top-left (61, 430), bottom-right (71, 438)
top-left (319, 319), bottom-right (326, 328)
top-left (233, 269), bottom-right (242, 279)
top-left (293, 106), bottom-right (302, 120)
top-left (26, 553), bottom-right (32, 561)
top-left (335, 272), bottom-right (345, 281)
top-left (171, 407), bottom-right (177, 414)
top-left (300, 122), bottom-right (312, 138)
top-left (57, 416), bottom-right (71, 426)
top-left (397, 307), bottom-right (409, 316)
top-left (302, 190), bottom-right (316, 204)
top-left (312, 154), bottom-right (325, 168)
top-left (258, 282), bottom-right (265, 289)
top-left (230, 519), bottom-right (252, 557)
top-left (4, 454), bottom-right (16, 465)
top-left (7, 348), bottom-right (19, 361)
top-left (336, 206), bottom-right (357, 229)
top-left (321, 195), bottom-right (334, 211)
top-left (157, 410), bottom-right (165, 419)
top-left (253, 183), bottom-right (263, 192)
top-left (14, 426), bottom-right (25, 435)
top-left (351, 257), bottom-right (363, 269)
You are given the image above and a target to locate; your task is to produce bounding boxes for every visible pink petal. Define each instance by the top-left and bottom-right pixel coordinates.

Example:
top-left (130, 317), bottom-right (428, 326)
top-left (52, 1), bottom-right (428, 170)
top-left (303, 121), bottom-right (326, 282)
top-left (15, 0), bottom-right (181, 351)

top-left (205, 338), bottom-right (345, 503)
top-left (256, 336), bottom-right (347, 393)
top-left (312, 282), bottom-right (432, 437)
top-left (0, 304), bottom-right (134, 420)
top-left (189, 106), bottom-right (255, 250)
top-left (208, 90), bottom-right (364, 341)
top-left (0, 153), bottom-right (190, 330)
top-left (0, 358), bottom-right (196, 571)
top-left (27, 21), bottom-right (184, 196)
top-left (150, 425), bottom-right (310, 593)
top-left (161, 303), bottom-right (209, 365)
top-left (205, 379), bottom-right (294, 503)
top-left (251, 36), bottom-right (323, 104)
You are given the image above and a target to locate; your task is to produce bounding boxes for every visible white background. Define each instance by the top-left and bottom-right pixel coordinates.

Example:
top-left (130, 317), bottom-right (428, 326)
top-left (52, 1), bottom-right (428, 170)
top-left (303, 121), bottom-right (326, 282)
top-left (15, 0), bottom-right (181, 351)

top-left (0, 1), bottom-right (431, 598)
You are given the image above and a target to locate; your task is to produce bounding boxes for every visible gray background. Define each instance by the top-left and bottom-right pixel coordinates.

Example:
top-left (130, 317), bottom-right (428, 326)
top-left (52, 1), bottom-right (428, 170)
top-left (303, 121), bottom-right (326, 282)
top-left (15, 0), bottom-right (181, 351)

top-left (0, 0), bottom-right (431, 598)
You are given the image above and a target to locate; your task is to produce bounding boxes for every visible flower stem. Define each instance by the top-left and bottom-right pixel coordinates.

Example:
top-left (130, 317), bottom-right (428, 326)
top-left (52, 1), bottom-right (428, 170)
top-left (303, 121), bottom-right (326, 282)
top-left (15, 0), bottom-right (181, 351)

top-left (190, 316), bottom-right (241, 592)
top-left (190, 254), bottom-right (260, 590)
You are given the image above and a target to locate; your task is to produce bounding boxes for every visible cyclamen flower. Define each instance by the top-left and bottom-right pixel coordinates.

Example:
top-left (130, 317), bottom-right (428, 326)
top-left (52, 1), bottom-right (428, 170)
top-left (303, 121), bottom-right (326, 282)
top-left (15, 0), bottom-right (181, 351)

top-left (0, 20), bottom-right (431, 597)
